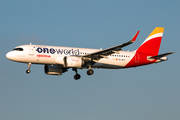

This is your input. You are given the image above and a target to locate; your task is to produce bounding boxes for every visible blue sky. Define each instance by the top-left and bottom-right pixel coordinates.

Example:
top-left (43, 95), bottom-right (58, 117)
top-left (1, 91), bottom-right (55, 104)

top-left (1, 0), bottom-right (179, 120)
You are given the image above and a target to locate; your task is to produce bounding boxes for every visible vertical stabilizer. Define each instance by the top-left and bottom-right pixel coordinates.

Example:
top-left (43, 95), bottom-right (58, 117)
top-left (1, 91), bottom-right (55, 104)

top-left (136, 27), bottom-right (164, 55)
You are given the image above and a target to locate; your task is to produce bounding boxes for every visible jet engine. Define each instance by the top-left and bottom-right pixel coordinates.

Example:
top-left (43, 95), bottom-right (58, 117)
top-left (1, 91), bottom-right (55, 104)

top-left (44, 65), bottom-right (67, 75)
top-left (55, 56), bottom-right (84, 68)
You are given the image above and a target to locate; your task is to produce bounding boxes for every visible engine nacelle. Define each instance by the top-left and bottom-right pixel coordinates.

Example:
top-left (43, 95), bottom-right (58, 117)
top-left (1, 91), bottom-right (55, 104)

top-left (44, 65), bottom-right (67, 75)
top-left (55, 56), bottom-right (84, 68)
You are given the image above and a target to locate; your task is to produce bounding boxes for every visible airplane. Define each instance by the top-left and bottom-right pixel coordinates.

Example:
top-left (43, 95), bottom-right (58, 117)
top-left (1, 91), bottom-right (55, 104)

top-left (6, 27), bottom-right (174, 80)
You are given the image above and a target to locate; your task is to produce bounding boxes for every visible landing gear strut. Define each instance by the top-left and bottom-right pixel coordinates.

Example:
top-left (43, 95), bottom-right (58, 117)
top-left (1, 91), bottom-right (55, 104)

top-left (26, 63), bottom-right (31, 74)
top-left (87, 65), bottom-right (94, 75)
top-left (72, 68), bottom-right (81, 80)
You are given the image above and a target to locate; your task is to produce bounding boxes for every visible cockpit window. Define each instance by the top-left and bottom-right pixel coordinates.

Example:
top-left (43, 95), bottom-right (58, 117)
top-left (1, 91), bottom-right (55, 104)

top-left (12, 48), bottom-right (23, 51)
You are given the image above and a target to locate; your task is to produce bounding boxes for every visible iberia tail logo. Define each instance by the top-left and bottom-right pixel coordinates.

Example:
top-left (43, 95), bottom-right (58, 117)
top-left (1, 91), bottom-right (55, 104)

top-left (136, 27), bottom-right (164, 55)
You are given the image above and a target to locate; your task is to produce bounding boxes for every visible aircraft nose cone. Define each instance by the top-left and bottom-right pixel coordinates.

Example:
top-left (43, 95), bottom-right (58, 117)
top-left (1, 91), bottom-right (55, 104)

top-left (6, 52), bottom-right (14, 60)
top-left (6, 51), bottom-right (21, 62)
top-left (6, 52), bottom-right (11, 59)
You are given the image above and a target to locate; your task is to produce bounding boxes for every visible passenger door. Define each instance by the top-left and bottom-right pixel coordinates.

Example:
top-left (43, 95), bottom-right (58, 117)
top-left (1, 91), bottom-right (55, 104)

top-left (29, 46), bottom-right (34, 55)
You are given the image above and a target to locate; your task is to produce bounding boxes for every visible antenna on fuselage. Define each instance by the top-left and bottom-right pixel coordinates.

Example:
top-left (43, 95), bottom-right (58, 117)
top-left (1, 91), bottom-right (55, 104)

top-left (30, 43), bottom-right (32, 45)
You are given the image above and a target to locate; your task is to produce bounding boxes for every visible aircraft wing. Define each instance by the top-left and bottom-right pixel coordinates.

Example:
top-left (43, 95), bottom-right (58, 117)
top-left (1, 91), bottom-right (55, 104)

top-left (82, 31), bottom-right (139, 60)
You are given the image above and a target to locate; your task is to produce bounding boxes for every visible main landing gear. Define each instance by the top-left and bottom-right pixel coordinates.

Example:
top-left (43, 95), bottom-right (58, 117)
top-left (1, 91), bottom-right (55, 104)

top-left (87, 65), bottom-right (94, 75)
top-left (26, 63), bottom-right (31, 74)
top-left (72, 68), bottom-right (81, 80)
top-left (72, 68), bottom-right (94, 80)
top-left (87, 69), bottom-right (94, 75)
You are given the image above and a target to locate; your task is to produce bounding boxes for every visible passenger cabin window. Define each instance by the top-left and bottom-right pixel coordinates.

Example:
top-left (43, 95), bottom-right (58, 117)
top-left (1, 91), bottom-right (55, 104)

top-left (13, 48), bottom-right (23, 51)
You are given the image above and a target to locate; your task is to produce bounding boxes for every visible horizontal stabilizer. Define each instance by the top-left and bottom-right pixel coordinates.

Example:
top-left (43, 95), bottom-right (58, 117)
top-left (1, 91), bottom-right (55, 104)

top-left (150, 52), bottom-right (174, 59)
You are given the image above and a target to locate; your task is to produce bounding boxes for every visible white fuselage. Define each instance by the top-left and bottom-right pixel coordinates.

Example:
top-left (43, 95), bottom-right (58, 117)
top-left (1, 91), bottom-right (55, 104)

top-left (6, 45), bottom-right (136, 69)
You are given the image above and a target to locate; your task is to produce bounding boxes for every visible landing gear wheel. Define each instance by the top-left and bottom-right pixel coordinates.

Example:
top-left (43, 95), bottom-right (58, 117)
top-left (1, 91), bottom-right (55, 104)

top-left (26, 69), bottom-right (31, 74)
top-left (74, 74), bottom-right (81, 80)
top-left (87, 69), bottom-right (94, 75)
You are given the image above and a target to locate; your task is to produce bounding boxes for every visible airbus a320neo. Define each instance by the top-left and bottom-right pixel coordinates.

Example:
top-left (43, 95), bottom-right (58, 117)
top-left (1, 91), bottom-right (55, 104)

top-left (6, 27), bottom-right (174, 80)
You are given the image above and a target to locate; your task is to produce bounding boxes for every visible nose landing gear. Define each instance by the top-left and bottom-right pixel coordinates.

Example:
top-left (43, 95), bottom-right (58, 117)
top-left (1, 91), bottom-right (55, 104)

top-left (26, 63), bottom-right (31, 74)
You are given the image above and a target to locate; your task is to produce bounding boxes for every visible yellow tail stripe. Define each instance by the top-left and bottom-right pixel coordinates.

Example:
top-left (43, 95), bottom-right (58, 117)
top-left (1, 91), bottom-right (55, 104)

top-left (148, 27), bottom-right (164, 38)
